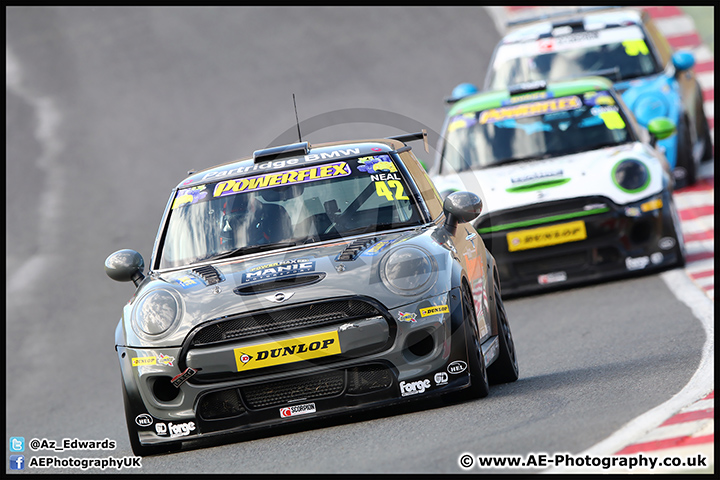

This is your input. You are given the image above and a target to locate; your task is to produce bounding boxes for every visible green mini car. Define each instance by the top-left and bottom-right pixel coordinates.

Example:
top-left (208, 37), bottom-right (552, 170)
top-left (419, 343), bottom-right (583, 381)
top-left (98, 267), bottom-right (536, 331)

top-left (105, 132), bottom-right (518, 456)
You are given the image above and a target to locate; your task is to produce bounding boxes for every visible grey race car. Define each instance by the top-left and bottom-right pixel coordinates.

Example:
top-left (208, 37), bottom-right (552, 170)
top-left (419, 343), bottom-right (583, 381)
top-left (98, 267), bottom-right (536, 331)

top-left (105, 132), bottom-right (519, 456)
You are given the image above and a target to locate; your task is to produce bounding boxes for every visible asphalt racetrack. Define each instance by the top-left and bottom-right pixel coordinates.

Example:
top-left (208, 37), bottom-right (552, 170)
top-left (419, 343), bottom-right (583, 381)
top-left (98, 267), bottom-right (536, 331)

top-left (5, 7), bottom-right (706, 473)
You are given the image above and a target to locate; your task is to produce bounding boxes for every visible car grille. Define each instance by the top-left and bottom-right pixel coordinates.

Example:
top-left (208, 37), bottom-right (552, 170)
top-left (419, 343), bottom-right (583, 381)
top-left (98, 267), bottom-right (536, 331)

top-left (196, 364), bottom-right (394, 418)
top-left (476, 196), bottom-right (612, 234)
top-left (190, 299), bottom-right (384, 346)
top-left (197, 389), bottom-right (245, 420)
top-left (243, 370), bottom-right (345, 409)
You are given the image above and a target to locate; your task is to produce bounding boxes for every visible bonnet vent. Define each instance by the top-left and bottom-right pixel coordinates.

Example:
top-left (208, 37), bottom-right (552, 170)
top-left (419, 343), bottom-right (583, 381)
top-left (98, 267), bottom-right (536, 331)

top-left (336, 237), bottom-right (379, 261)
top-left (191, 265), bottom-right (223, 285)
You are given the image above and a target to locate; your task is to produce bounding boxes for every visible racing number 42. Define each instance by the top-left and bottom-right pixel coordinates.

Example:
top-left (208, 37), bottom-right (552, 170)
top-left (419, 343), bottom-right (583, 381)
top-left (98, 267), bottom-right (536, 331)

top-left (375, 180), bottom-right (409, 201)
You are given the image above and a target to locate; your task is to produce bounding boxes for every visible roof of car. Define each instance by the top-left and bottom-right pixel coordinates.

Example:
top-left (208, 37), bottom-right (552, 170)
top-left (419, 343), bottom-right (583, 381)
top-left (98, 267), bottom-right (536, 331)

top-left (502, 7), bottom-right (645, 45)
top-left (177, 138), bottom-right (407, 188)
top-left (447, 76), bottom-right (615, 117)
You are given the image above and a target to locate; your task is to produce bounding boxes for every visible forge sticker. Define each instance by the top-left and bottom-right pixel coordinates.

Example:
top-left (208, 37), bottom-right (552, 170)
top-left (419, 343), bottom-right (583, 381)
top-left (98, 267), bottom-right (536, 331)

top-left (213, 161), bottom-right (351, 198)
top-left (174, 275), bottom-right (199, 289)
top-left (419, 305), bottom-right (449, 317)
top-left (241, 258), bottom-right (315, 284)
top-left (399, 378), bottom-right (432, 397)
top-left (233, 331), bottom-right (342, 372)
top-left (479, 96), bottom-right (582, 124)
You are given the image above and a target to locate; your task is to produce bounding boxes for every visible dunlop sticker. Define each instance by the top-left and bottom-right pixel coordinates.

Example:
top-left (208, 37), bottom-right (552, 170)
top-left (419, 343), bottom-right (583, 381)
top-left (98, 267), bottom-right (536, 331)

top-left (507, 220), bottom-right (587, 252)
top-left (420, 305), bottom-right (449, 317)
top-left (234, 331), bottom-right (342, 371)
top-left (213, 161), bottom-right (351, 198)
top-left (479, 96), bottom-right (582, 124)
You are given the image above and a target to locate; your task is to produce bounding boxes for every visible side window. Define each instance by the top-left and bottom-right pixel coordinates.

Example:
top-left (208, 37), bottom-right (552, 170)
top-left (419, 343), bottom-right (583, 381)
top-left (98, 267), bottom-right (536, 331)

top-left (399, 151), bottom-right (445, 221)
top-left (643, 17), bottom-right (672, 67)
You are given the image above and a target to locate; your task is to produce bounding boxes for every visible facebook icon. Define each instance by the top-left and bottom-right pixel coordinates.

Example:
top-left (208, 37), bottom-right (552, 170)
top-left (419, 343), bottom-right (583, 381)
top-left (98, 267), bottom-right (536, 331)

top-left (10, 455), bottom-right (24, 470)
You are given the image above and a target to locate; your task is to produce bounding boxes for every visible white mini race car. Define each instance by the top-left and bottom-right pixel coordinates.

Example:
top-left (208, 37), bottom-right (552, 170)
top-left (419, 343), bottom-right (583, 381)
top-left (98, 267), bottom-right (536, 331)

top-left (430, 77), bottom-right (686, 296)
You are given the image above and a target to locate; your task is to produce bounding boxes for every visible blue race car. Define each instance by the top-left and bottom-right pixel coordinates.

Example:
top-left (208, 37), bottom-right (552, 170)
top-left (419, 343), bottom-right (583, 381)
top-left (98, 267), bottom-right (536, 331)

top-left (452, 7), bottom-right (713, 187)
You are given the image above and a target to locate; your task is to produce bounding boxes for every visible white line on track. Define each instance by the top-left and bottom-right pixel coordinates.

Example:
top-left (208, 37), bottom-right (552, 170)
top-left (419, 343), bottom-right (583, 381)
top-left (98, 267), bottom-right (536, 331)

top-left (697, 71), bottom-right (715, 91)
top-left (680, 215), bottom-right (714, 235)
top-left (546, 267), bottom-right (714, 472)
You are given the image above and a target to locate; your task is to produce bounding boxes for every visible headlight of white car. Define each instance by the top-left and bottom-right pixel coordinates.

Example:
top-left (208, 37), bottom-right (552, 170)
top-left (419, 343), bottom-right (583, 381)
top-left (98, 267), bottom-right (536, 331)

top-left (132, 288), bottom-right (182, 338)
top-left (612, 159), bottom-right (650, 193)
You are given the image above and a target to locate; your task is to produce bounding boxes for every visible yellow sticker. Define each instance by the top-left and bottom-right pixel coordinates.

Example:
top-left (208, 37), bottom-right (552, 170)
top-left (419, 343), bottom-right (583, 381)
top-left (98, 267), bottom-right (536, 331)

top-left (641, 198), bottom-right (663, 212)
top-left (132, 357), bottom-right (157, 367)
top-left (622, 39), bottom-right (649, 57)
top-left (214, 161), bottom-right (351, 198)
top-left (599, 111), bottom-right (626, 130)
top-left (420, 305), bottom-right (450, 317)
top-left (479, 96), bottom-right (582, 124)
top-left (507, 220), bottom-right (587, 252)
top-left (233, 331), bottom-right (342, 372)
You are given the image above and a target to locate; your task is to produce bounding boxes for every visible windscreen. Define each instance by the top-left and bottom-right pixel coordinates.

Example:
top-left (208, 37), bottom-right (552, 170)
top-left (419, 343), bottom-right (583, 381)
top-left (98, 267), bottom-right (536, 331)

top-left (441, 90), bottom-right (633, 173)
top-left (158, 154), bottom-right (423, 269)
top-left (489, 25), bottom-right (661, 88)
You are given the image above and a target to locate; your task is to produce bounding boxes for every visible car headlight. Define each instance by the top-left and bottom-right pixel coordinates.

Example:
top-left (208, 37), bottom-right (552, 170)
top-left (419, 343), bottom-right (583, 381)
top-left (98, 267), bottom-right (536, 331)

top-left (633, 94), bottom-right (669, 126)
top-left (132, 289), bottom-right (182, 337)
top-left (613, 159), bottom-right (650, 193)
top-left (381, 246), bottom-right (437, 296)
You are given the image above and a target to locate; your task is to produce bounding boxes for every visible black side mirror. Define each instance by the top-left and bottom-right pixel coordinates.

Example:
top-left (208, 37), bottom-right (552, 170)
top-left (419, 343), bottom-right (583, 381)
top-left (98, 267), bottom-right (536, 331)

top-left (443, 191), bottom-right (483, 234)
top-left (105, 249), bottom-right (145, 287)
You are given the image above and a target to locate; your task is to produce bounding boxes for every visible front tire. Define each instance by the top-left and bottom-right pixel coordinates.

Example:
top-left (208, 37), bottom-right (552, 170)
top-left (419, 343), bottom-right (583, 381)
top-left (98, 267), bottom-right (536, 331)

top-left (461, 283), bottom-right (490, 399)
top-left (675, 115), bottom-right (697, 188)
top-left (487, 285), bottom-right (519, 384)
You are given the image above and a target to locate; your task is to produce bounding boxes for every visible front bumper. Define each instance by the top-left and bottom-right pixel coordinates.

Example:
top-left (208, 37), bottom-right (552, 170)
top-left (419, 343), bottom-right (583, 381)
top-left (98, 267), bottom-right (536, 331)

top-left (117, 290), bottom-right (476, 449)
top-left (478, 191), bottom-right (684, 297)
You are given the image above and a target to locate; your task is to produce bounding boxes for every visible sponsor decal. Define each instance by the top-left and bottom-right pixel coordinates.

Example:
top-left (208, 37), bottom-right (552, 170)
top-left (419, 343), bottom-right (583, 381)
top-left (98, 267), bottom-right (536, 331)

top-left (434, 372), bottom-right (449, 386)
top-left (398, 312), bottom-right (417, 323)
top-left (201, 148), bottom-right (361, 181)
top-left (135, 414), bottom-right (153, 427)
top-left (641, 198), bottom-right (663, 212)
top-left (479, 96), bottom-right (582, 124)
top-left (357, 155), bottom-right (397, 174)
top-left (212, 161), bottom-right (351, 198)
top-left (502, 90), bottom-right (553, 106)
top-left (280, 403), bottom-right (316, 418)
top-left (172, 185), bottom-right (208, 210)
top-left (400, 378), bottom-right (432, 397)
top-left (511, 170), bottom-right (563, 184)
top-left (131, 356), bottom-right (157, 367)
top-left (241, 258), bottom-right (315, 284)
top-left (171, 367), bottom-right (198, 388)
top-left (448, 360), bottom-right (468, 374)
top-left (625, 256), bottom-right (650, 271)
top-left (157, 353), bottom-right (175, 367)
top-left (625, 207), bottom-right (642, 217)
top-left (658, 237), bottom-right (676, 250)
top-left (507, 220), bottom-right (587, 252)
top-left (131, 354), bottom-right (174, 367)
top-left (233, 331), bottom-right (341, 372)
top-left (419, 305), bottom-right (449, 317)
top-left (153, 421), bottom-right (196, 438)
top-left (538, 271), bottom-right (567, 285)
top-left (174, 275), bottom-right (199, 288)
top-left (650, 252), bottom-right (664, 265)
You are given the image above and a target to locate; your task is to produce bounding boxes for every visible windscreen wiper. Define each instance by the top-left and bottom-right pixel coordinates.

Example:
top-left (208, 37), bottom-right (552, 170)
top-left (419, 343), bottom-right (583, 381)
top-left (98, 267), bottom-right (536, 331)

top-left (491, 153), bottom-right (553, 166)
top-left (209, 242), bottom-right (297, 261)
